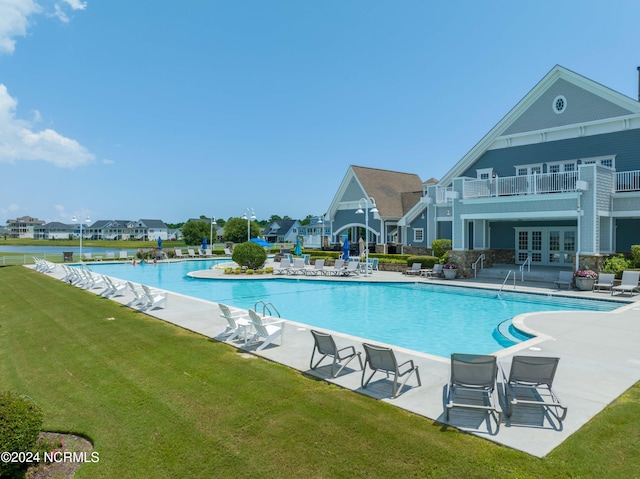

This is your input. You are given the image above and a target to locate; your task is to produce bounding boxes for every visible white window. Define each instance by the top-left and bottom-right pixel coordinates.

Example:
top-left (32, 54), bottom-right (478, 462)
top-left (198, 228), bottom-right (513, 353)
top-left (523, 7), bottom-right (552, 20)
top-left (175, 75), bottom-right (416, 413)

top-left (413, 228), bottom-right (424, 242)
top-left (515, 164), bottom-right (543, 176)
top-left (476, 168), bottom-right (493, 180)
top-left (580, 155), bottom-right (616, 169)
top-left (547, 161), bottom-right (577, 173)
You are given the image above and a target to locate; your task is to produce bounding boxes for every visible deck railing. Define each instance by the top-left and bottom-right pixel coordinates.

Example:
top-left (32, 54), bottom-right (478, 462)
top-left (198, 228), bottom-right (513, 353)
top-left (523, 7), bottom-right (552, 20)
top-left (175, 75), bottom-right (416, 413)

top-left (463, 171), bottom-right (579, 199)
top-left (616, 170), bottom-right (640, 192)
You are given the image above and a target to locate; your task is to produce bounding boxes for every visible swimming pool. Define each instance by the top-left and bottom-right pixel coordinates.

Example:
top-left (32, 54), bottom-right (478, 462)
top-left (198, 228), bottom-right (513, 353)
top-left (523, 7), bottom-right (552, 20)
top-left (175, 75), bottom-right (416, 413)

top-left (87, 260), bottom-right (620, 358)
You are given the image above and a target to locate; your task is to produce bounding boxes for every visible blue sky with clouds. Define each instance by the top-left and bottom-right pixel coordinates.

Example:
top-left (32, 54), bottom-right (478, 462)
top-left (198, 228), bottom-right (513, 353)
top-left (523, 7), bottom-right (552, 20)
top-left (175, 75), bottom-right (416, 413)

top-left (1, 0), bottom-right (639, 225)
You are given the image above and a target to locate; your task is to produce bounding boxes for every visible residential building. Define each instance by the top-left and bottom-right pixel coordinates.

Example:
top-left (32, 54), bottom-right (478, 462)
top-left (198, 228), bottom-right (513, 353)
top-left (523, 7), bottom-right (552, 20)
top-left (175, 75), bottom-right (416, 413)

top-left (6, 216), bottom-right (45, 239)
top-left (262, 219), bottom-right (301, 245)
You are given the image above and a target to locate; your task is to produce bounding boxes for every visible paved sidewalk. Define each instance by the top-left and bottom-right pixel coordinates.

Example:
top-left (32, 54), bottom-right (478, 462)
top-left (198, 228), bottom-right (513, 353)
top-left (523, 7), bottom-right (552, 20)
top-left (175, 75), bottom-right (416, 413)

top-left (41, 262), bottom-right (640, 457)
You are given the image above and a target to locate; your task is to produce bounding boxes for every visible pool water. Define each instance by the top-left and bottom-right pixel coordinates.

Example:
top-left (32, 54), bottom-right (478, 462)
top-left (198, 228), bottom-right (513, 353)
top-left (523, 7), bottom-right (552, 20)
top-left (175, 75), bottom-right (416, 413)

top-left (87, 260), bottom-right (620, 358)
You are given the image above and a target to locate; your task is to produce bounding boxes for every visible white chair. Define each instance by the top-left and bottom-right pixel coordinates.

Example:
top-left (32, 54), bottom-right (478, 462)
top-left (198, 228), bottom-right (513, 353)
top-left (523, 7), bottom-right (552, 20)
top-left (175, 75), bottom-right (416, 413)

top-left (304, 259), bottom-right (325, 276)
top-left (105, 252), bottom-right (116, 260)
top-left (187, 249), bottom-right (196, 258)
top-left (340, 261), bottom-right (360, 276)
top-left (174, 249), bottom-right (184, 259)
top-left (288, 258), bottom-right (306, 275)
top-left (611, 271), bottom-right (640, 296)
top-left (217, 304), bottom-right (252, 342)
top-left (119, 251), bottom-right (129, 261)
top-left (101, 276), bottom-right (128, 298)
top-left (325, 259), bottom-right (345, 276)
top-left (272, 258), bottom-right (291, 275)
top-left (404, 263), bottom-right (422, 275)
top-left (126, 282), bottom-right (147, 308)
top-left (141, 285), bottom-right (168, 310)
top-left (244, 310), bottom-right (285, 351)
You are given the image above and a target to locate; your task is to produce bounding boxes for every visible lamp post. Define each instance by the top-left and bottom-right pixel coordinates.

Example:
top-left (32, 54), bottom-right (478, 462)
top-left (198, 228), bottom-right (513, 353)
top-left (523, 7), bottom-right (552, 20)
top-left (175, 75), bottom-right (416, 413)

top-left (242, 208), bottom-right (256, 241)
top-left (356, 197), bottom-right (378, 276)
top-left (317, 215), bottom-right (324, 250)
top-left (72, 215), bottom-right (91, 262)
top-left (210, 216), bottom-right (217, 247)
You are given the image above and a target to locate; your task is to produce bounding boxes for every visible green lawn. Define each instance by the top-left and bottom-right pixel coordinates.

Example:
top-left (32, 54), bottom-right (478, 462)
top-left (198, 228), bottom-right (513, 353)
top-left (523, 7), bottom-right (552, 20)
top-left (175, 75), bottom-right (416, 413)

top-left (1, 266), bottom-right (639, 478)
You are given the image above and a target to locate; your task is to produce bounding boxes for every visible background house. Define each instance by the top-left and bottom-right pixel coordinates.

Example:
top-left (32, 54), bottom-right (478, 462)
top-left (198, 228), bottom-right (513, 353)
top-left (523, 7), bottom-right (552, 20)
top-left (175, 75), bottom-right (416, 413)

top-left (262, 219), bottom-right (301, 245)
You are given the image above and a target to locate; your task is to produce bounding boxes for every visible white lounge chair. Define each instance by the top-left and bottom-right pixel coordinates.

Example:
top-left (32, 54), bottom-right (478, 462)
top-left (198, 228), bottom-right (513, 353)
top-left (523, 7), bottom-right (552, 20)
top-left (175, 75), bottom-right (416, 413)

top-left (340, 261), bottom-right (360, 276)
top-left (141, 284), bottom-right (168, 310)
top-left (404, 262), bottom-right (422, 276)
top-left (425, 264), bottom-right (443, 279)
top-left (126, 282), bottom-right (147, 308)
top-left (554, 271), bottom-right (573, 290)
top-left (592, 273), bottom-right (615, 292)
top-left (187, 249), bottom-right (196, 258)
top-left (217, 303), bottom-right (252, 342)
top-left (304, 259), bottom-right (325, 276)
top-left (174, 249), bottom-right (184, 259)
top-left (325, 259), bottom-right (345, 276)
top-left (105, 252), bottom-right (116, 260)
top-left (119, 251), bottom-right (129, 261)
top-left (288, 258), bottom-right (306, 275)
top-left (272, 258), bottom-right (291, 275)
top-left (611, 271), bottom-right (640, 296)
top-left (244, 310), bottom-right (285, 351)
top-left (83, 252), bottom-right (94, 261)
top-left (101, 276), bottom-right (128, 298)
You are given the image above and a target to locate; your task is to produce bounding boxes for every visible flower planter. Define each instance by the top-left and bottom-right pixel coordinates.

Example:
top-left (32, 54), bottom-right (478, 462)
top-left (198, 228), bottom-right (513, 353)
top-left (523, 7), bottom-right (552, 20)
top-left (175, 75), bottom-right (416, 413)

top-left (443, 268), bottom-right (458, 280)
top-left (574, 277), bottom-right (595, 291)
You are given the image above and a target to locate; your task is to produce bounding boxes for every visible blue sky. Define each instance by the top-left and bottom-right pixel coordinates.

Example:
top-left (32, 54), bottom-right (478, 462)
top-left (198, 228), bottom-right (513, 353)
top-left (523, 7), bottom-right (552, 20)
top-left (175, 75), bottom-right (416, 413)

top-left (1, 0), bottom-right (639, 225)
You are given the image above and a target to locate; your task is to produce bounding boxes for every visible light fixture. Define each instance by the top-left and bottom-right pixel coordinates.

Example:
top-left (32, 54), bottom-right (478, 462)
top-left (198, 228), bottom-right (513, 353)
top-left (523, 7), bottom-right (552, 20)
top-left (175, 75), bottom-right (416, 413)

top-left (72, 215), bottom-right (91, 261)
top-left (355, 197), bottom-right (377, 276)
top-left (242, 208), bottom-right (256, 241)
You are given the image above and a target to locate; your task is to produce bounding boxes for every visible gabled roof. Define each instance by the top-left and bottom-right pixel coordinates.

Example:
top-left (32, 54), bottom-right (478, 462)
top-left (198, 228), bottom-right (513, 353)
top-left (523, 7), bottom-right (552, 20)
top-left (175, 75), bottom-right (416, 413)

top-left (328, 165), bottom-right (423, 220)
top-left (42, 222), bottom-right (73, 230)
top-left (262, 219), bottom-right (298, 236)
top-left (439, 65), bottom-right (640, 186)
top-left (139, 219), bottom-right (168, 229)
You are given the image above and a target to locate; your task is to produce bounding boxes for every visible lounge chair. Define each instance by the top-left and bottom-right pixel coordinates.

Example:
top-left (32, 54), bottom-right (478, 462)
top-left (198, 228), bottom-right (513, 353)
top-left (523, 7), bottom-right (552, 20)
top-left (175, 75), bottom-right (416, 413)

top-left (404, 262), bottom-right (422, 275)
top-left (224, 247), bottom-right (232, 255)
top-left (141, 284), bottom-right (168, 310)
top-left (365, 257), bottom-right (379, 273)
top-left (244, 310), bottom-right (285, 351)
top-left (592, 273), bottom-right (615, 292)
top-left (361, 343), bottom-right (421, 398)
top-left (340, 261), bottom-right (360, 276)
top-left (301, 253), bottom-right (311, 265)
top-left (445, 353), bottom-right (500, 425)
top-left (101, 276), bottom-right (127, 298)
top-left (203, 248), bottom-right (212, 257)
top-left (105, 252), bottom-right (115, 261)
top-left (126, 282), bottom-right (147, 308)
top-left (187, 249), bottom-right (196, 258)
top-left (174, 249), bottom-right (184, 259)
top-left (554, 270), bottom-right (573, 290)
top-left (272, 258), bottom-right (291, 275)
top-left (288, 258), bottom-right (306, 275)
top-left (500, 355), bottom-right (567, 422)
top-left (425, 263), bottom-right (443, 279)
top-left (217, 303), bottom-right (252, 342)
top-left (324, 259), bottom-right (345, 276)
top-left (611, 270), bottom-right (640, 296)
top-left (304, 259), bottom-right (325, 276)
top-left (119, 251), bottom-right (129, 261)
top-left (309, 330), bottom-right (363, 378)
top-left (83, 252), bottom-right (93, 261)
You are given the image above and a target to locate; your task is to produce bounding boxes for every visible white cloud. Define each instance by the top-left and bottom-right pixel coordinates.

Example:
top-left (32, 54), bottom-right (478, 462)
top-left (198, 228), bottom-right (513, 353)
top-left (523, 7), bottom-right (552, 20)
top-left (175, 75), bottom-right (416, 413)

top-left (62, 0), bottom-right (86, 10)
top-left (0, 0), bottom-right (41, 54)
top-left (0, 84), bottom-right (95, 168)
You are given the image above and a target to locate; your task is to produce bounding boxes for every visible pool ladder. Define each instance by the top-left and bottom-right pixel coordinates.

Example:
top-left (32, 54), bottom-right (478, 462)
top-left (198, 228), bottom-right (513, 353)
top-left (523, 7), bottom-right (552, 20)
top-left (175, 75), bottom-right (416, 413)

top-left (498, 270), bottom-right (516, 297)
top-left (253, 300), bottom-right (281, 318)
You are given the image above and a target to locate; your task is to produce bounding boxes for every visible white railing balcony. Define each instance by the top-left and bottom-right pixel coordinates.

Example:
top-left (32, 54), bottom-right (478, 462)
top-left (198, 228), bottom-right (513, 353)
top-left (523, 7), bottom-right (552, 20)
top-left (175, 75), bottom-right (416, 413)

top-left (616, 170), bottom-right (640, 192)
top-left (463, 171), bottom-right (579, 199)
top-left (435, 186), bottom-right (452, 203)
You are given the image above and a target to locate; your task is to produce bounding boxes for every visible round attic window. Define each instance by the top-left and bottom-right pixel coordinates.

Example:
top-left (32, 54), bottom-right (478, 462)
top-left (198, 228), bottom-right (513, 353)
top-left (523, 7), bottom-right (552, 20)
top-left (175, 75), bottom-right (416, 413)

top-left (553, 95), bottom-right (567, 114)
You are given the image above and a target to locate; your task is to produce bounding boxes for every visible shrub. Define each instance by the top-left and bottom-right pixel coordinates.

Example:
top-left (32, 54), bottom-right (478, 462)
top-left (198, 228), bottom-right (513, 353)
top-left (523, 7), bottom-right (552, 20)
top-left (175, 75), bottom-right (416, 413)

top-left (0, 391), bottom-right (44, 478)
top-left (632, 245), bottom-right (640, 268)
top-left (231, 241), bottom-right (267, 270)
top-left (602, 255), bottom-right (632, 279)
top-left (431, 239), bottom-right (452, 259)
top-left (406, 255), bottom-right (438, 268)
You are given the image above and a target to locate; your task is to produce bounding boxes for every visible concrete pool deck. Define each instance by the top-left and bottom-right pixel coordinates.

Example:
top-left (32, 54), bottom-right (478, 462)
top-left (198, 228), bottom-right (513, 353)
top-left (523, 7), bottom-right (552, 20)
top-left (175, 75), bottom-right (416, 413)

top-left (41, 260), bottom-right (640, 457)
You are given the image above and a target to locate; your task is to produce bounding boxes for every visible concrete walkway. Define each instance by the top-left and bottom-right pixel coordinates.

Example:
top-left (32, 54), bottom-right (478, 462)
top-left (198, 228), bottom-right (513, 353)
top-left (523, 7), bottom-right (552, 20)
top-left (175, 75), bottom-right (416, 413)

top-left (41, 261), bottom-right (640, 457)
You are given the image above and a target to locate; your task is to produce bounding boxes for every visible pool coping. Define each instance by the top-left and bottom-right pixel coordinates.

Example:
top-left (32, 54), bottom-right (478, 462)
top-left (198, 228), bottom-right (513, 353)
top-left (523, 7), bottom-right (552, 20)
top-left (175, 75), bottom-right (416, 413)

top-left (38, 261), bottom-right (640, 458)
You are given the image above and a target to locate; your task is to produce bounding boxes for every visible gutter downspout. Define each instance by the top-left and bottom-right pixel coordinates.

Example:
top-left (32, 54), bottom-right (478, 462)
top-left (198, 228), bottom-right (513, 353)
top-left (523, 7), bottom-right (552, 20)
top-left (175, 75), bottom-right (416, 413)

top-left (575, 191), bottom-right (582, 272)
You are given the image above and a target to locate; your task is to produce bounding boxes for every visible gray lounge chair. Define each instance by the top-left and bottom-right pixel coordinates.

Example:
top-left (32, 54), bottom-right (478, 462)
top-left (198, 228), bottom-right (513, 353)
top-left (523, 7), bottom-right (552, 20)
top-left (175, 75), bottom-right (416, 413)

top-left (445, 353), bottom-right (500, 424)
top-left (611, 270), bottom-right (640, 296)
top-left (309, 330), bottom-right (363, 378)
top-left (361, 343), bottom-right (421, 398)
top-left (554, 270), bottom-right (573, 290)
top-left (404, 262), bottom-right (422, 275)
top-left (592, 273), bottom-right (615, 292)
top-left (425, 263), bottom-right (443, 279)
top-left (500, 355), bottom-right (567, 421)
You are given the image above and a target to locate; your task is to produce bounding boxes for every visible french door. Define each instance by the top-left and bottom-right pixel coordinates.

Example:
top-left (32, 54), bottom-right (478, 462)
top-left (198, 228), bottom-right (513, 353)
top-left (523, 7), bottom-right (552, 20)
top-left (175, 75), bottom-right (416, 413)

top-left (515, 227), bottom-right (575, 266)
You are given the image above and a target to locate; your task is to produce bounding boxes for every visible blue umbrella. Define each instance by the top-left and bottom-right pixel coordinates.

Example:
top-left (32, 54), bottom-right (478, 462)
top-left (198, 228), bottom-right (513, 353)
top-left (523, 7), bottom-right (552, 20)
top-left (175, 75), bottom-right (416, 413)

top-left (157, 237), bottom-right (163, 250)
top-left (342, 238), bottom-right (350, 261)
top-left (202, 237), bottom-right (208, 251)
top-left (250, 237), bottom-right (272, 248)
top-left (294, 237), bottom-right (302, 256)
